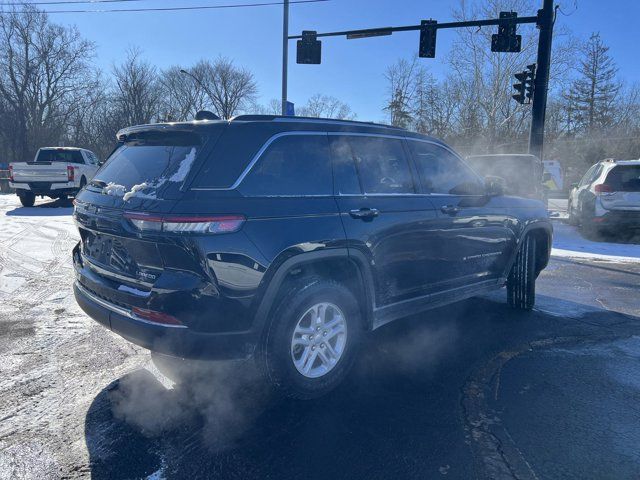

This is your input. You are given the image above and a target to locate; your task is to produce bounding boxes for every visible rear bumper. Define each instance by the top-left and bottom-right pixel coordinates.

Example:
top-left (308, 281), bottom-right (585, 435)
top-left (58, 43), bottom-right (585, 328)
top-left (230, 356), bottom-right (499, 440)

top-left (592, 210), bottom-right (640, 230)
top-left (74, 281), bottom-right (258, 360)
top-left (10, 181), bottom-right (78, 195)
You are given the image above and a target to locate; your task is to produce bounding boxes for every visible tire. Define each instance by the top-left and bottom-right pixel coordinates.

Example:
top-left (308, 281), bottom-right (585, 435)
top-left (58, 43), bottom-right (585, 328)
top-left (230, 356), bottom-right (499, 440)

top-left (507, 235), bottom-right (537, 311)
top-left (258, 278), bottom-right (362, 399)
top-left (567, 200), bottom-right (578, 226)
top-left (19, 191), bottom-right (35, 207)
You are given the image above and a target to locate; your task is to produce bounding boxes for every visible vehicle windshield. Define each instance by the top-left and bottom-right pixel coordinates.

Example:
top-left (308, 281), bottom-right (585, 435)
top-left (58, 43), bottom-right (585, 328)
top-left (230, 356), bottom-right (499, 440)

top-left (605, 165), bottom-right (640, 192)
top-left (92, 131), bottom-right (203, 200)
top-left (36, 149), bottom-right (84, 164)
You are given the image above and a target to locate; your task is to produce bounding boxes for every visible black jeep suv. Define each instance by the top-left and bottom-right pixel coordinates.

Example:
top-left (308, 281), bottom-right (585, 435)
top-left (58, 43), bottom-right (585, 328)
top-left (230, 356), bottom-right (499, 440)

top-left (73, 115), bottom-right (552, 398)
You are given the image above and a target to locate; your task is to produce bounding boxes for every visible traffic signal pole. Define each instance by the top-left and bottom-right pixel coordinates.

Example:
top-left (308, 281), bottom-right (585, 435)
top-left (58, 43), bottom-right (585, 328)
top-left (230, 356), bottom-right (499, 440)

top-left (529, 0), bottom-right (554, 160)
top-left (290, 1), bottom-right (555, 158)
top-left (281, 0), bottom-right (289, 115)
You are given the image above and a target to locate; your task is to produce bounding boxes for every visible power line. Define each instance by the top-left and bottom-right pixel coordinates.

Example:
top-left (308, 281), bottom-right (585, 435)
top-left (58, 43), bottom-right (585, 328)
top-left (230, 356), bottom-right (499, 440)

top-left (2, 0), bottom-right (330, 13)
top-left (4, 0), bottom-right (149, 5)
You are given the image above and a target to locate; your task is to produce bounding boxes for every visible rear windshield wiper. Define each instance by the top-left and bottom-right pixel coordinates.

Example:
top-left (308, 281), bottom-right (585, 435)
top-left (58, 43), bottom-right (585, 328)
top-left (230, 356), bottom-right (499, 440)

top-left (90, 180), bottom-right (107, 189)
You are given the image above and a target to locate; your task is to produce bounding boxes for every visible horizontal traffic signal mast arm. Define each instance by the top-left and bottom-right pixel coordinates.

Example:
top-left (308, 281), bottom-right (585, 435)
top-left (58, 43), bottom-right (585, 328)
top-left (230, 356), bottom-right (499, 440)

top-left (288, 15), bottom-right (539, 40)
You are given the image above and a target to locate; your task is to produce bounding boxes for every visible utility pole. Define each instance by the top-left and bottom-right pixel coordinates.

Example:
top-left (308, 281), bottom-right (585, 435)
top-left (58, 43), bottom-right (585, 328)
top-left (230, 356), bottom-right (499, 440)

top-left (528, 0), bottom-right (554, 160)
top-left (281, 0), bottom-right (289, 115)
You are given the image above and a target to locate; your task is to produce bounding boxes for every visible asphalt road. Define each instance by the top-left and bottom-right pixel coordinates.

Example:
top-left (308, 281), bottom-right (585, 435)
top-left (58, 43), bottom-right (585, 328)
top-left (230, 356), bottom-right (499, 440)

top-left (1, 196), bottom-right (639, 480)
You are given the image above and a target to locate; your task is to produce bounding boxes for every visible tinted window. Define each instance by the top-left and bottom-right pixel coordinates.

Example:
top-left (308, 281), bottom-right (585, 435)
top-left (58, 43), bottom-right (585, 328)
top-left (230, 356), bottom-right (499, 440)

top-left (36, 149), bottom-right (84, 164)
top-left (410, 141), bottom-right (482, 195)
top-left (239, 134), bottom-right (331, 196)
top-left (330, 136), bottom-right (361, 194)
top-left (605, 165), bottom-right (640, 192)
top-left (92, 131), bottom-right (202, 199)
top-left (346, 136), bottom-right (414, 194)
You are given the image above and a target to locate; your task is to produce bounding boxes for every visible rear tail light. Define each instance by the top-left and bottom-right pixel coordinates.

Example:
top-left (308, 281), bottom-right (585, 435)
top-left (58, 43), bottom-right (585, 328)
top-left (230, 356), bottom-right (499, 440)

top-left (124, 212), bottom-right (245, 234)
top-left (67, 165), bottom-right (75, 182)
top-left (594, 183), bottom-right (613, 193)
top-left (8, 165), bottom-right (13, 182)
top-left (131, 307), bottom-right (183, 326)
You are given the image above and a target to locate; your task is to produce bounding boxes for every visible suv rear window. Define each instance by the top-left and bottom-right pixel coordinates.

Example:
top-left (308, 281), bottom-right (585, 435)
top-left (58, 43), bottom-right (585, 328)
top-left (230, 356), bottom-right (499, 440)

top-left (605, 165), bottom-right (640, 192)
top-left (92, 131), bottom-right (203, 200)
top-left (37, 149), bottom-right (84, 164)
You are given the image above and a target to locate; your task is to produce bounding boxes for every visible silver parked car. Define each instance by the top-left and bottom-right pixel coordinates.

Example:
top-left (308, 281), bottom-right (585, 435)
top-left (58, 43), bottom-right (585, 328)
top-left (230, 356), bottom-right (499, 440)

top-left (568, 159), bottom-right (640, 234)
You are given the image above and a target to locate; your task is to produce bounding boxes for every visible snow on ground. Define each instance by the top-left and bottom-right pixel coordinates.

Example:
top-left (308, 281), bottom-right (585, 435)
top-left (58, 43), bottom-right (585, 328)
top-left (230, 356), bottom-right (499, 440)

top-left (0, 194), bottom-right (146, 478)
top-left (551, 221), bottom-right (640, 263)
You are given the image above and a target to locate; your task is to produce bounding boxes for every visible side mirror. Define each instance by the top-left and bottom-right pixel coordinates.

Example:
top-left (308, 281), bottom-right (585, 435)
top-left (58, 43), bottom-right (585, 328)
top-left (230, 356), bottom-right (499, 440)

top-left (485, 175), bottom-right (506, 196)
top-left (570, 182), bottom-right (579, 189)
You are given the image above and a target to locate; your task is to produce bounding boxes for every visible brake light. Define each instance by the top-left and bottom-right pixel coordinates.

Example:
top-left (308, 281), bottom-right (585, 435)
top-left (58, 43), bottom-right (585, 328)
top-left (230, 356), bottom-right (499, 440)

top-left (8, 165), bottom-right (13, 182)
top-left (124, 212), bottom-right (245, 234)
top-left (594, 184), bottom-right (613, 193)
top-left (131, 307), bottom-right (183, 326)
top-left (67, 165), bottom-right (75, 182)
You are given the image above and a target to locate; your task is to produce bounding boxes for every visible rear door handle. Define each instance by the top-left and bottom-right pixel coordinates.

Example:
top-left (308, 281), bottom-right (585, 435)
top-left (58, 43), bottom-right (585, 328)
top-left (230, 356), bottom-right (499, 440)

top-left (349, 208), bottom-right (379, 219)
top-left (440, 205), bottom-right (460, 216)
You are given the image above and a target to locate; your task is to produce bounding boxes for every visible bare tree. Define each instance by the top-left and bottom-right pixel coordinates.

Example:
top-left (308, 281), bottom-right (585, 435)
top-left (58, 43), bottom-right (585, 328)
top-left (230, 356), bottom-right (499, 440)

top-left (383, 58), bottom-right (419, 128)
top-left (297, 94), bottom-right (355, 119)
top-left (158, 66), bottom-right (209, 122)
top-left (0, 5), bottom-right (95, 162)
top-left (112, 47), bottom-right (161, 126)
top-left (194, 57), bottom-right (257, 119)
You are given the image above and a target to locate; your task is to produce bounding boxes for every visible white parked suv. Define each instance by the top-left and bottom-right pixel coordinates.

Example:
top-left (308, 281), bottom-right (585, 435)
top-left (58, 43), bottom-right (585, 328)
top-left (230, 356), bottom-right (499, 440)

top-left (568, 159), bottom-right (640, 234)
top-left (9, 147), bottom-right (101, 207)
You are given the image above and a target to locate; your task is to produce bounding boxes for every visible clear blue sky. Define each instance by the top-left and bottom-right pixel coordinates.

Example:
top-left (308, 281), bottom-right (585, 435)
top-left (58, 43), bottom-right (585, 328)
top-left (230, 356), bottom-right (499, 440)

top-left (39, 0), bottom-right (640, 122)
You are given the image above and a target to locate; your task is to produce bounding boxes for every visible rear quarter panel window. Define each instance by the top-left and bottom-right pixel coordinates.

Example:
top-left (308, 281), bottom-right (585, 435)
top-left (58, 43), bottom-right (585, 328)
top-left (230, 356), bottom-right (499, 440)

top-left (238, 134), bottom-right (332, 196)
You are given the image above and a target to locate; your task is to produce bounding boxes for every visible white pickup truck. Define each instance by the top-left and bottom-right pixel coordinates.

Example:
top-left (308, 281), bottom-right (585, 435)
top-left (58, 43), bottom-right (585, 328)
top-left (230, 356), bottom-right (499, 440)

top-left (9, 147), bottom-right (101, 207)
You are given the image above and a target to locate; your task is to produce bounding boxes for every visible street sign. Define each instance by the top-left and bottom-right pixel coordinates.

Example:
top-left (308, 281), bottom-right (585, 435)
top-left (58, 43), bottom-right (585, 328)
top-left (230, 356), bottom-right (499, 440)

top-left (347, 28), bottom-right (392, 39)
top-left (285, 101), bottom-right (295, 116)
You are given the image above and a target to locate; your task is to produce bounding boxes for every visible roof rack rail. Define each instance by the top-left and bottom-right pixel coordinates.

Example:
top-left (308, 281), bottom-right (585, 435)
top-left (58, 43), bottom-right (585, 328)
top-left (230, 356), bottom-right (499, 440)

top-left (229, 114), bottom-right (405, 130)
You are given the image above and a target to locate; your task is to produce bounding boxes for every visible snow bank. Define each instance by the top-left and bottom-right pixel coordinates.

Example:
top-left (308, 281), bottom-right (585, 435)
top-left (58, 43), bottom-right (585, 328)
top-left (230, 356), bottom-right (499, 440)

top-left (551, 222), bottom-right (640, 263)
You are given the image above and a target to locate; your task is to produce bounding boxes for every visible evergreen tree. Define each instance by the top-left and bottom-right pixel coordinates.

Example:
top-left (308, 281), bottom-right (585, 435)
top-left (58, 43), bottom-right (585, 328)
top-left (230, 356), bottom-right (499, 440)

top-left (566, 33), bottom-right (621, 133)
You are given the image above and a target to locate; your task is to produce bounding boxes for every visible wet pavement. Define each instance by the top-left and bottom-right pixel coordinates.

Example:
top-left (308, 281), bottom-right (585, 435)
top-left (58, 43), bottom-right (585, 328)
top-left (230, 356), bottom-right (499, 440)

top-left (1, 196), bottom-right (640, 479)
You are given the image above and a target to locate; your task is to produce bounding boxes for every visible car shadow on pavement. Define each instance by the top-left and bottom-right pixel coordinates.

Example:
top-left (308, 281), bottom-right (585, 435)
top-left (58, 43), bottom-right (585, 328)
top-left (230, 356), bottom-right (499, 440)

top-left (83, 296), bottom-right (640, 480)
top-left (5, 198), bottom-right (73, 216)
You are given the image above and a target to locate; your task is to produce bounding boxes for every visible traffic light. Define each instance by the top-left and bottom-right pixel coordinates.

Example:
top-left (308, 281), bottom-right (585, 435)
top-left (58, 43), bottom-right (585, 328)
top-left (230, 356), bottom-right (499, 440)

top-left (491, 11), bottom-right (521, 53)
top-left (525, 63), bottom-right (536, 101)
top-left (297, 30), bottom-right (322, 64)
top-left (512, 64), bottom-right (536, 104)
top-left (419, 20), bottom-right (437, 58)
top-left (512, 72), bottom-right (527, 104)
